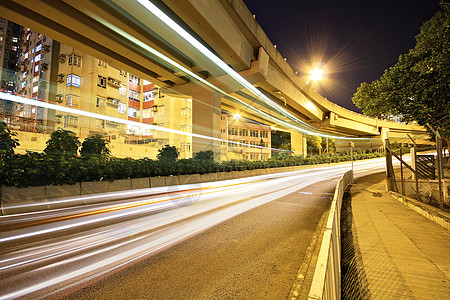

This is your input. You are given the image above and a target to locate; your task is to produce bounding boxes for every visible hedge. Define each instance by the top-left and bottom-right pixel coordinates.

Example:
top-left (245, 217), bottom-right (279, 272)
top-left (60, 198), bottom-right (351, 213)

top-left (0, 150), bottom-right (384, 188)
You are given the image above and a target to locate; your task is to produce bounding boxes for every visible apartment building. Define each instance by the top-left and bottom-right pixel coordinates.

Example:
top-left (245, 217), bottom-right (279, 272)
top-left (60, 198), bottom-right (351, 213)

top-left (220, 113), bottom-right (271, 161)
top-left (0, 23), bottom-right (193, 159)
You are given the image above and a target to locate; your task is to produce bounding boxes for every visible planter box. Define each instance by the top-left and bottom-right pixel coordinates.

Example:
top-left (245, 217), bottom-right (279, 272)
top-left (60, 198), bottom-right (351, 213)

top-left (109, 179), bottom-right (132, 192)
top-left (47, 183), bottom-right (82, 209)
top-left (1, 186), bottom-right (47, 215)
top-left (200, 174), bottom-right (211, 183)
top-left (216, 172), bottom-right (227, 181)
top-left (165, 176), bottom-right (179, 186)
top-left (255, 169), bottom-right (267, 176)
top-left (209, 173), bottom-right (219, 182)
top-left (150, 177), bottom-right (166, 188)
top-left (131, 178), bottom-right (150, 190)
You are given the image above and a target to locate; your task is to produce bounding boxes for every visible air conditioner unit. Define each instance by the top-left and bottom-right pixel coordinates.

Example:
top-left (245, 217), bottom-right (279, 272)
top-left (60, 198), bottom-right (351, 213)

top-left (42, 45), bottom-right (50, 52)
top-left (41, 63), bottom-right (48, 71)
top-left (58, 54), bottom-right (66, 63)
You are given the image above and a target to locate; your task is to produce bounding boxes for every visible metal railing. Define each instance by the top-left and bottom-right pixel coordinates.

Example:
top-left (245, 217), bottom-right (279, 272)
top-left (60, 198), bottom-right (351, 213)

top-left (308, 170), bottom-right (353, 300)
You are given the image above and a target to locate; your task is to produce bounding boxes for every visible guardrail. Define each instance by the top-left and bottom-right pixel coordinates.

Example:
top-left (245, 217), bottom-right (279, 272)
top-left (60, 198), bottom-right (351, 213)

top-left (308, 170), bottom-right (353, 300)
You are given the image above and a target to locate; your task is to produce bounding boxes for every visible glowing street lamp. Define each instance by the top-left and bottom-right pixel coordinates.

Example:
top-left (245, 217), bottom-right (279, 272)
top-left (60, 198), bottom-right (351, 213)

top-left (309, 67), bottom-right (323, 83)
top-left (233, 113), bottom-right (241, 120)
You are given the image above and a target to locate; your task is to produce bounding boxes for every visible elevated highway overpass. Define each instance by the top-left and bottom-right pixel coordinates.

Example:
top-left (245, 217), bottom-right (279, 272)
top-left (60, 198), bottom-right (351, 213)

top-left (0, 0), bottom-right (428, 155)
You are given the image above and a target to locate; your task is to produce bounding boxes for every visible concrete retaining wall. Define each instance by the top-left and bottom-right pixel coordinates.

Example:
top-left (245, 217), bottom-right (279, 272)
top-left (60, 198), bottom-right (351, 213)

top-left (0, 165), bottom-right (313, 215)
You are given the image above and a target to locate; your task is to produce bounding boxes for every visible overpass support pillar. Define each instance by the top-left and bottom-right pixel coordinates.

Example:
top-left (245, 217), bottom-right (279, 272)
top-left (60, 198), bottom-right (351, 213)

top-left (191, 87), bottom-right (221, 161)
top-left (381, 127), bottom-right (389, 145)
top-left (291, 132), bottom-right (307, 158)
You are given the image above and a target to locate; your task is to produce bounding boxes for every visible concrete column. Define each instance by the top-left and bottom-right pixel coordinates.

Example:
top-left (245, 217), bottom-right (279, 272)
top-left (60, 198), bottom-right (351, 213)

top-left (191, 87), bottom-right (221, 160)
top-left (381, 127), bottom-right (389, 146)
top-left (291, 132), bottom-right (307, 157)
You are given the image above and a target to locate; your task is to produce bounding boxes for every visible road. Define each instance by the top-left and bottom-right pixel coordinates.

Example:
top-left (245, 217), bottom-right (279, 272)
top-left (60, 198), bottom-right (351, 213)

top-left (0, 158), bottom-right (388, 299)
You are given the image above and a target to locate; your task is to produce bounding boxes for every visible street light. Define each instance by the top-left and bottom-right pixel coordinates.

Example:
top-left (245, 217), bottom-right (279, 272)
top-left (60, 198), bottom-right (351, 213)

top-left (309, 67), bottom-right (323, 83)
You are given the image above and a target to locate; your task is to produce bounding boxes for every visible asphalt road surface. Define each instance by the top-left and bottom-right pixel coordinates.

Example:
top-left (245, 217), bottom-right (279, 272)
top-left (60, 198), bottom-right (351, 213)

top-left (0, 158), bottom-right (387, 299)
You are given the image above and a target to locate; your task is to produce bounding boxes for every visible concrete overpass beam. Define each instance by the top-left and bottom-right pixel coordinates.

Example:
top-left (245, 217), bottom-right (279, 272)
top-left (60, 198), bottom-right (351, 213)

top-left (291, 132), bottom-right (307, 158)
top-left (191, 88), bottom-right (221, 161)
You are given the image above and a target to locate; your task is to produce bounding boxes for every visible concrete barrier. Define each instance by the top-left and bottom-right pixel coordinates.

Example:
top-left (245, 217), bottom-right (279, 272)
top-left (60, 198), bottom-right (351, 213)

top-left (131, 178), bottom-right (150, 190)
top-left (200, 174), bottom-right (211, 183)
top-left (165, 176), bottom-right (179, 186)
top-left (81, 181), bottom-right (110, 204)
top-left (47, 183), bottom-right (82, 209)
top-left (150, 176), bottom-right (166, 188)
top-left (1, 186), bottom-right (47, 215)
top-left (217, 172), bottom-right (227, 181)
top-left (109, 179), bottom-right (132, 192)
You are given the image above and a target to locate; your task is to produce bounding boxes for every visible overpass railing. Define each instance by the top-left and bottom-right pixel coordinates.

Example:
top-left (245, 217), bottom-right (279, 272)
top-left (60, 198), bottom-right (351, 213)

top-left (308, 170), bottom-right (353, 300)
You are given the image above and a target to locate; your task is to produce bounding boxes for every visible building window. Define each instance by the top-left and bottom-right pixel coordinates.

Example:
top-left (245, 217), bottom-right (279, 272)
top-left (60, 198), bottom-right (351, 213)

top-left (142, 108), bottom-right (153, 119)
top-left (97, 75), bottom-right (106, 88)
top-left (128, 107), bottom-right (139, 118)
top-left (181, 125), bottom-right (191, 132)
top-left (35, 44), bottom-right (41, 52)
top-left (118, 102), bottom-right (126, 114)
top-left (239, 129), bottom-right (248, 136)
top-left (158, 105), bottom-right (164, 116)
top-left (260, 131), bottom-right (268, 138)
top-left (34, 65), bottom-right (39, 73)
top-left (64, 115), bottom-right (78, 128)
top-left (129, 74), bottom-right (140, 84)
top-left (250, 130), bottom-right (258, 137)
top-left (143, 90), bottom-right (154, 102)
top-left (119, 69), bottom-right (127, 77)
top-left (181, 107), bottom-right (191, 118)
top-left (181, 143), bottom-right (191, 152)
top-left (68, 54), bottom-right (82, 67)
top-left (98, 59), bottom-right (107, 67)
top-left (119, 84), bottom-right (127, 95)
top-left (32, 76), bottom-right (39, 84)
top-left (34, 54), bottom-right (41, 62)
top-left (228, 128), bottom-right (238, 135)
top-left (67, 74), bottom-right (80, 87)
top-left (32, 85), bottom-right (38, 93)
top-left (96, 96), bottom-right (106, 107)
top-left (66, 94), bottom-right (79, 107)
top-left (128, 90), bottom-right (139, 100)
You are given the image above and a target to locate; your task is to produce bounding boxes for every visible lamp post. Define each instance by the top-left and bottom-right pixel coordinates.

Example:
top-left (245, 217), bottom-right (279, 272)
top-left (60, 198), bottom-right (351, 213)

top-left (349, 141), bottom-right (354, 183)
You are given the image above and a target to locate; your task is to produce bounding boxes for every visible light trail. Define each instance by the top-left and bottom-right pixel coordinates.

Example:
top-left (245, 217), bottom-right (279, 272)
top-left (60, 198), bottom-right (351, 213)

top-left (0, 158), bottom-right (390, 299)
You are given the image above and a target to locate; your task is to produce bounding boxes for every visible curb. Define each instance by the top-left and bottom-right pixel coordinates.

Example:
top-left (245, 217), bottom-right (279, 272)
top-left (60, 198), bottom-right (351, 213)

top-left (388, 191), bottom-right (450, 231)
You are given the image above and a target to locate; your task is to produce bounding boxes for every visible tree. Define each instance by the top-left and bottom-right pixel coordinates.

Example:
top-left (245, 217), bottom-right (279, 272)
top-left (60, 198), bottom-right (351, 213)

top-left (307, 135), bottom-right (322, 155)
top-left (352, 2), bottom-right (450, 138)
top-left (157, 145), bottom-right (179, 163)
top-left (44, 129), bottom-right (80, 157)
top-left (0, 121), bottom-right (20, 156)
top-left (80, 134), bottom-right (110, 158)
top-left (194, 150), bottom-right (214, 161)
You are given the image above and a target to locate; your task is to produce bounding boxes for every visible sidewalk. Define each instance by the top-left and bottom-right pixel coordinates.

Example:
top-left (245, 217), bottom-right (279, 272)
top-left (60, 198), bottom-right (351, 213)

top-left (341, 172), bottom-right (450, 299)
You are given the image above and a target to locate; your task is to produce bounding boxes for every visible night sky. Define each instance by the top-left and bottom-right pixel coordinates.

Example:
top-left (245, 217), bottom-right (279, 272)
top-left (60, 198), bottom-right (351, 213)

top-left (243, 0), bottom-right (442, 113)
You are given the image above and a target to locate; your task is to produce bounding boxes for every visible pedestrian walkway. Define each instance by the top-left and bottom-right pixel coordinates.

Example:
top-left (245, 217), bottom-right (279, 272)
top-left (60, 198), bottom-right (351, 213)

top-left (341, 172), bottom-right (450, 299)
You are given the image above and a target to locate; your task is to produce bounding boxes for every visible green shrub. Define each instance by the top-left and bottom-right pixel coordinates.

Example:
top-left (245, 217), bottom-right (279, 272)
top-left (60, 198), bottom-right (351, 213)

top-left (0, 121), bottom-right (20, 157)
top-left (81, 135), bottom-right (110, 158)
top-left (44, 129), bottom-right (80, 158)
top-left (157, 145), bottom-right (179, 163)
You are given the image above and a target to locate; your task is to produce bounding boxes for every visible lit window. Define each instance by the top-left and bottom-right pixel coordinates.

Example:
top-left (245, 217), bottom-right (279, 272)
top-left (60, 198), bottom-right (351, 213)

top-left (118, 102), bottom-right (127, 114)
top-left (34, 54), bottom-right (40, 61)
top-left (24, 52), bottom-right (28, 59)
top-left (98, 59), bottom-right (107, 67)
top-left (128, 107), bottom-right (139, 118)
top-left (143, 90), bottom-right (154, 102)
top-left (32, 86), bottom-right (38, 93)
top-left (35, 44), bottom-right (41, 52)
top-left (32, 77), bottom-right (39, 83)
top-left (129, 74), bottom-right (140, 84)
top-left (12, 37), bottom-right (18, 43)
top-left (34, 65), bottom-right (39, 73)
top-left (158, 105), bottom-right (164, 116)
top-left (67, 74), bottom-right (81, 87)
top-left (128, 90), bottom-right (139, 100)
top-left (119, 84), bottom-right (127, 95)
top-left (97, 75), bottom-right (106, 88)
top-left (21, 81), bottom-right (26, 88)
